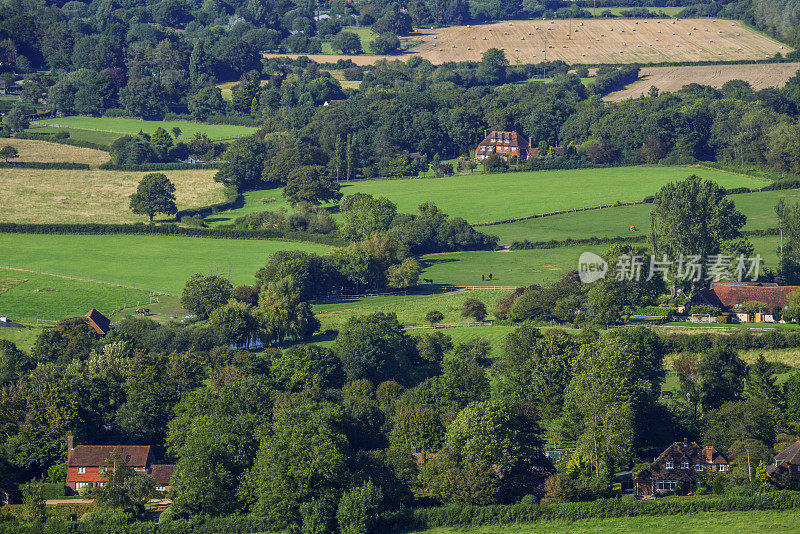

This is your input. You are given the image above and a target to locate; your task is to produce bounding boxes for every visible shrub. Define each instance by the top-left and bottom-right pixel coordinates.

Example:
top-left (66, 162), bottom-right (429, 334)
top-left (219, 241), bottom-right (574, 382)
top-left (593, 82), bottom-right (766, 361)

top-left (337, 481), bottom-right (384, 534)
top-left (426, 310), bottom-right (444, 324)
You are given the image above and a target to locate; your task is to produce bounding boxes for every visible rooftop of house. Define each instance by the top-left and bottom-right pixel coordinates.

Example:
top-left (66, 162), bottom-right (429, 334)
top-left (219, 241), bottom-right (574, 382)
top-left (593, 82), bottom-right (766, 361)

top-left (696, 282), bottom-right (799, 311)
top-left (68, 445), bottom-right (152, 468)
top-left (477, 131), bottom-right (530, 149)
top-left (149, 464), bottom-right (175, 485)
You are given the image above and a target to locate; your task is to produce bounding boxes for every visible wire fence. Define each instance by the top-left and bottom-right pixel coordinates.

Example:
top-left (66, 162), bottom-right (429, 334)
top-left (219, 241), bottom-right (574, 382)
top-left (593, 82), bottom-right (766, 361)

top-left (405, 321), bottom-right (494, 330)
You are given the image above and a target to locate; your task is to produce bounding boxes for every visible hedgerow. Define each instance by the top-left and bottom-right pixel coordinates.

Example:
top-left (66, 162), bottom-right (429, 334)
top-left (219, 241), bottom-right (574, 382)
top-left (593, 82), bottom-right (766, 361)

top-left (0, 162), bottom-right (89, 170)
top-left (98, 162), bottom-right (219, 171)
top-left (13, 132), bottom-right (108, 151)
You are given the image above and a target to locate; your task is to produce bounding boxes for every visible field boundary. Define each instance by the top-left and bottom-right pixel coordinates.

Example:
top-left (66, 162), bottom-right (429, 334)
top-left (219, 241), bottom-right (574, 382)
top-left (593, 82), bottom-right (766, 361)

top-left (31, 121), bottom-right (253, 142)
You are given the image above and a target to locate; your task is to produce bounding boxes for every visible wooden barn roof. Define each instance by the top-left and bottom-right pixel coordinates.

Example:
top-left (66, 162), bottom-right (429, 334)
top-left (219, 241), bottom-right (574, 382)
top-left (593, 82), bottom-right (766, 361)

top-left (84, 308), bottom-right (111, 335)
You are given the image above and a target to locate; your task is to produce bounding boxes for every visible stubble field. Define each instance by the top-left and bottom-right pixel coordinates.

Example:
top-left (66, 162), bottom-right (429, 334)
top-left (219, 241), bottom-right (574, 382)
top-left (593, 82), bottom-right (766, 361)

top-left (606, 62), bottom-right (800, 100)
top-left (0, 138), bottom-right (109, 168)
top-left (266, 18), bottom-right (790, 65)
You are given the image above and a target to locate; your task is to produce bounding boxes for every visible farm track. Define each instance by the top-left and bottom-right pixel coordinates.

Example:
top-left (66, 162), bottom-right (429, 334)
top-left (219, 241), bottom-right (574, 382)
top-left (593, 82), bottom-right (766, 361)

top-left (605, 62), bottom-right (800, 100)
top-left (265, 18), bottom-right (790, 65)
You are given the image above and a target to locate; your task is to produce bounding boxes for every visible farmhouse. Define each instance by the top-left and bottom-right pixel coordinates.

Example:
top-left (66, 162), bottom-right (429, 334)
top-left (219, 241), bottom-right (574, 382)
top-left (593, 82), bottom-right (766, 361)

top-left (65, 435), bottom-right (174, 493)
top-left (634, 439), bottom-right (730, 497)
top-left (475, 131), bottom-right (532, 162)
top-left (695, 282), bottom-right (799, 321)
top-left (768, 440), bottom-right (800, 487)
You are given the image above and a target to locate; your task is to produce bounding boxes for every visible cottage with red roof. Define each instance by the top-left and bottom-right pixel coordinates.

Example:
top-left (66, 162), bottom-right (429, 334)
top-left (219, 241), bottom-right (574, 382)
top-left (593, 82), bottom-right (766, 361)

top-left (634, 439), bottom-right (730, 497)
top-left (65, 435), bottom-right (174, 493)
top-left (695, 282), bottom-right (800, 322)
top-left (475, 131), bottom-right (532, 162)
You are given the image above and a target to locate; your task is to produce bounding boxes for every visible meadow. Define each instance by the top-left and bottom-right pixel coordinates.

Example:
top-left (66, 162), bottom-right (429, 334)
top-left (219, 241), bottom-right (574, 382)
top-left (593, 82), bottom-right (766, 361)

top-left (209, 166), bottom-right (763, 226)
top-left (0, 267), bottom-right (151, 323)
top-left (485, 187), bottom-right (800, 244)
top-left (416, 509), bottom-right (800, 533)
top-left (0, 138), bottom-right (108, 168)
top-left (23, 126), bottom-right (122, 148)
top-left (0, 234), bottom-right (332, 294)
top-left (313, 289), bottom-right (507, 331)
top-left (0, 167), bottom-right (226, 224)
top-left (32, 117), bottom-right (258, 140)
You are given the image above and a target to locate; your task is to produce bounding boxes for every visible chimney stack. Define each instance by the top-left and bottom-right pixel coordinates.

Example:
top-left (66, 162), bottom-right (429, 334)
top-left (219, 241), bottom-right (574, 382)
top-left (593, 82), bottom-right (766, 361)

top-left (484, 129), bottom-right (488, 138)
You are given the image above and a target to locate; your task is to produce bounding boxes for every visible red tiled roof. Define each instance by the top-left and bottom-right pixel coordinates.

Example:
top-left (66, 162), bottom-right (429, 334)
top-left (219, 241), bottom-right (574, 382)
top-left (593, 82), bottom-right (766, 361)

top-left (697, 283), bottom-right (800, 311)
top-left (476, 131), bottom-right (530, 150)
top-left (84, 308), bottom-right (111, 335)
top-left (68, 445), bottom-right (151, 467)
top-left (149, 464), bottom-right (175, 485)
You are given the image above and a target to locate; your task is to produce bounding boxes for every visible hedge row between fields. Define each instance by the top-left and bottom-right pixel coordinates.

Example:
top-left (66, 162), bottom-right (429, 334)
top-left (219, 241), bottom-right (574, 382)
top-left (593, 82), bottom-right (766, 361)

top-left (98, 162), bottom-right (220, 171)
top-left (0, 223), bottom-right (346, 247)
top-left (0, 161), bottom-right (89, 169)
top-left (14, 132), bottom-right (109, 151)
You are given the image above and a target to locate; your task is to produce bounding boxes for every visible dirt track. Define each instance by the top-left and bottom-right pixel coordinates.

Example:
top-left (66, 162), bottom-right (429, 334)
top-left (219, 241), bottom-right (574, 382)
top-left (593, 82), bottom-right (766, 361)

top-left (265, 18), bottom-right (790, 66)
top-left (605, 62), bottom-right (800, 100)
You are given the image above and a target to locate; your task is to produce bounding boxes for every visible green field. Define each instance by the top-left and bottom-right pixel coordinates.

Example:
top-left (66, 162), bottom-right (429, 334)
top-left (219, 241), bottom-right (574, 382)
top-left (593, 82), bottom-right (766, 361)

top-left (0, 267), bottom-right (151, 322)
top-left (314, 290), bottom-right (506, 331)
top-left (417, 509), bottom-right (800, 533)
top-left (210, 166), bottom-right (763, 227)
top-left (24, 126), bottom-right (120, 148)
top-left (32, 117), bottom-right (258, 141)
top-left (486, 188), bottom-right (800, 244)
top-left (321, 26), bottom-right (376, 54)
top-left (206, 189), bottom-right (293, 226)
top-left (0, 234), bottom-right (332, 295)
top-left (0, 326), bottom-right (43, 351)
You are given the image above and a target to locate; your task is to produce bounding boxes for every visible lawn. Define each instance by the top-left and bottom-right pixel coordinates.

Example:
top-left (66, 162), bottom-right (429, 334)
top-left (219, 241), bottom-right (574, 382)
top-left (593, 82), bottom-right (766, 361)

top-left (0, 168), bottom-right (226, 224)
top-left (0, 326), bottom-right (43, 351)
top-left (313, 289), bottom-right (507, 331)
top-left (208, 166), bottom-right (764, 227)
top-left (0, 267), bottom-right (151, 323)
top-left (416, 509), bottom-right (800, 533)
top-left (32, 117), bottom-right (258, 140)
top-left (0, 234), bottom-right (333, 295)
top-left (486, 188), bottom-right (799, 244)
top-left (0, 138), bottom-right (108, 167)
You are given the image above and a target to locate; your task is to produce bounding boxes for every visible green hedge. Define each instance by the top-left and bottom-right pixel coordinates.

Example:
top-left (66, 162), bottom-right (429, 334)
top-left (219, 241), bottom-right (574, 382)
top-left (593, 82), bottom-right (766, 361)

top-left (0, 222), bottom-right (346, 246)
top-left (406, 492), bottom-right (800, 529)
top-left (14, 132), bottom-right (108, 151)
top-left (0, 161), bottom-right (89, 170)
top-left (98, 162), bottom-right (219, 171)
top-left (510, 235), bottom-right (646, 250)
top-left (17, 482), bottom-right (65, 500)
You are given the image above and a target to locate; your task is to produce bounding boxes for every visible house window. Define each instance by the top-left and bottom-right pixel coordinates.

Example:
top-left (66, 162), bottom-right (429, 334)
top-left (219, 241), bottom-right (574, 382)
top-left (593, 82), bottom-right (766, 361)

top-left (75, 482), bottom-right (91, 489)
top-left (77, 467), bottom-right (85, 474)
top-left (719, 465), bottom-right (726, 472)
top-left (696, 464), bottom-right (703, 471)
top-left (665, 461), bottom-right (674, 469)
top-left (681, 461), bottom-right (690, 469)
top-left (96, 482), bottom-right (106, 487)
top-left (156, 485), bottom-right (166, 492)
top-left (656, 480), bottom-right (677, 491)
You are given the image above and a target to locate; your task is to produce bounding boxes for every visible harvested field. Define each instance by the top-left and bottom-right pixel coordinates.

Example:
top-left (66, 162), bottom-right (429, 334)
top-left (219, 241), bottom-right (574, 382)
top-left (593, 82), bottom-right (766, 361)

top-left (0, 167), bottom-right (225, 223)
top-left (265, 18), bottom-right (790, 65)
top-left (0, 138), bottom-right (109, 168)
top-left (606, 62), bottom-right (800, 100)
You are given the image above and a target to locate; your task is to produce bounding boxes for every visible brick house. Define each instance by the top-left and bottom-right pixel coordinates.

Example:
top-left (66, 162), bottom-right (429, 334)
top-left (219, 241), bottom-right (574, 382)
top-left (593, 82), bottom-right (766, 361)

top-left (767, 440), bottom-right (800, 487)
top-left (65, 435), bottom-right (174, 493)
top-left (634, 440), bottom-right (730, 497)
top-left (475, 131), bottom-right (532, 162)
top-left (695, 282), bottom-right (800, 321)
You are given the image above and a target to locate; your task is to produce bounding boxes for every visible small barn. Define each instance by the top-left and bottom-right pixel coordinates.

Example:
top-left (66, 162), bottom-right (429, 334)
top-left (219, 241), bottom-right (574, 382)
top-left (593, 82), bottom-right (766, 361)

top-left (84, 308), bottom-right (111, 336)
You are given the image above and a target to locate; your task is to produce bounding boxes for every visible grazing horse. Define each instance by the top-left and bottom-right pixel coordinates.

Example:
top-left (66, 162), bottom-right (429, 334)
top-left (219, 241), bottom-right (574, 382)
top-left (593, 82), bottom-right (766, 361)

top-left (136, 308), bottom-right (150, 315)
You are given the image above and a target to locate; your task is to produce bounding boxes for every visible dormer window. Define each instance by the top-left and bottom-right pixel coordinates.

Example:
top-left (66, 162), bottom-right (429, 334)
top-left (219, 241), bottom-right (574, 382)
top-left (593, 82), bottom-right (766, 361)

top-left (681, 461), bottom-right (689, 469)
top-left (696, 464), bottom-right (703, 471)
top-left (665, 461), bottom-right (673, 469)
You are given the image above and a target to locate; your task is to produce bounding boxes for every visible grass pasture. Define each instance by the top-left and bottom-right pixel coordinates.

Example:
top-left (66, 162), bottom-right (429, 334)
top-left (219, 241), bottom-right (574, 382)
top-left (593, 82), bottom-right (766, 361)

top-left (207, 166), bottom-right (762, 227)
top-left (0, 138), bottom-right (109, 168)
top-left (606, 62), bottom-right (800, 101)
top-left (32, 117), bottom-right (258, 141)
top-left (0, 234), bottom-right (333, 295)
top-left (0, 167), bottom-right (226, 224)
top-left (486, 187), bottom-right (800, 244)
top-left (23, 127), bottom-right (121, 148)
top-left (417, 509), bottom-right (800, 533)
top-left (337, 166), bottom-right (761, 224)
top-left (0, 267), bottom-right (151, 323)
top-left (314, 289), bottom-right (507, 331)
